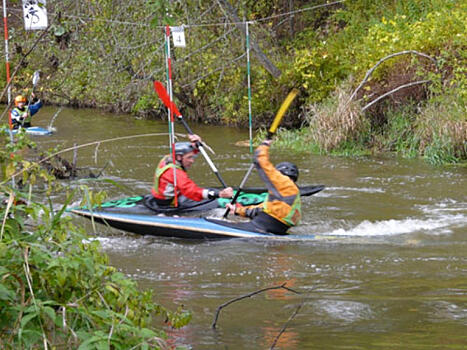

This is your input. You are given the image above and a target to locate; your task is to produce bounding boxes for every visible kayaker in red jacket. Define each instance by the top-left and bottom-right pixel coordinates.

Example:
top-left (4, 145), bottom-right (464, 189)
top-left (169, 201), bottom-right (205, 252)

top-left (151, 134), bottom-right (233, 208)
top-left (226, 139), bottom-right (301, 234)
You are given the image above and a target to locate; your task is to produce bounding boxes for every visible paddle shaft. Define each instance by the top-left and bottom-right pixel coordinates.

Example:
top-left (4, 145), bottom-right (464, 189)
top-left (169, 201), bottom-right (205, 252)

top-left (154, 81), bottom-right (228, 188)
top-left (222, 163), bottom-right (255, 218)
top-left (22, 71), bottom-right (40, 126)
top-left (178, 116), bottom-right (228, 187)
top-left (223, 88), bottom-right (299, 218)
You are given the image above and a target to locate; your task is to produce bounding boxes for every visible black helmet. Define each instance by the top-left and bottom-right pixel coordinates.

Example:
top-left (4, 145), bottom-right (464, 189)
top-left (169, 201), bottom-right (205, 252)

top-left (174, 142), bottom-right (197, 156)
top-left (276, 162), bottom-right (299, 182)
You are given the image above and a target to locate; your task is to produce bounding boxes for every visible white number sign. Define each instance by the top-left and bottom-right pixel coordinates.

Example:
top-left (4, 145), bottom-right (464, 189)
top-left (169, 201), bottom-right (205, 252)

top-left (171, 26), bottom-right (186, 48)
top-left (23, 0), bottom-right (48, 31)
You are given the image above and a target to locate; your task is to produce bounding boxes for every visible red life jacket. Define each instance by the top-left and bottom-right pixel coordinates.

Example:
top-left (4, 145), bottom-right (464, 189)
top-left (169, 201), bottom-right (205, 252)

top-left (151, 155), bottom-right (205, 204)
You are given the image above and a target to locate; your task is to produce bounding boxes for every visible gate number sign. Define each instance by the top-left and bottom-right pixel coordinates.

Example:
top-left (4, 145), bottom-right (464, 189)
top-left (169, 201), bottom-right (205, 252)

top-left (171, 26), bottom-right (186, 48)
top-left (23, 0), bottom-right (48, 30)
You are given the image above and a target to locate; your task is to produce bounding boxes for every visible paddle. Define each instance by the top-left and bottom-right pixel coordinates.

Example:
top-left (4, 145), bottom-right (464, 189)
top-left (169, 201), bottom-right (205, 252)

top-left (223, 88), bottom-right (300, 218)
top-left (153, 81), bottom-right (228, 188)
top-left (22, 70), bottom-right (40, 127)
top-left (47, 107), bottom-right (63, 131)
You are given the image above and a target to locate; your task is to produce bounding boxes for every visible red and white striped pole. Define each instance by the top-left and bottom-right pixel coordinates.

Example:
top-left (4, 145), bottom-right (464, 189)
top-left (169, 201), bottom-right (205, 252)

top-left (2, 0), bottom-right (12, 128)
top-left (3, 0), bottom-right (15, 189)
top-left (164, 25), bottom-right (178, 206)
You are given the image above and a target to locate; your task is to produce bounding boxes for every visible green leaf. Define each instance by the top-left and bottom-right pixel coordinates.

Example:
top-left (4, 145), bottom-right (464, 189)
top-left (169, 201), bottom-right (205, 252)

top-left (51, 190), bottom-right (77, 229)
top-left (78, 335), bottom-right (105, 350)
top-left (96, 340), bottom-right (109, 350)
top-left (139, 327), bottom-right (158, 338)
top-left (20, 312), bottom-right (38, 328)
top-left (91, 310), bottom-right (112, 320)
top-left (0, 284), bottom-right (15, 301)
top-left (54, 25), bottom-right (66, 36)
top-left (43, 306), bottom-right (56, 323)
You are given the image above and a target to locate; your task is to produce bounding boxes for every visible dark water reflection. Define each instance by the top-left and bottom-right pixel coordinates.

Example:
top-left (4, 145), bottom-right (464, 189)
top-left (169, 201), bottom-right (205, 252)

top-left (31, 106), bottom-right (467, 349)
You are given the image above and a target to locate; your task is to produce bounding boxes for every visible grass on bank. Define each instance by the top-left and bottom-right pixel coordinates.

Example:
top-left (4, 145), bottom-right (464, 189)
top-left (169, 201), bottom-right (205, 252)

top-left (273, 83), bottom-right (466, 165)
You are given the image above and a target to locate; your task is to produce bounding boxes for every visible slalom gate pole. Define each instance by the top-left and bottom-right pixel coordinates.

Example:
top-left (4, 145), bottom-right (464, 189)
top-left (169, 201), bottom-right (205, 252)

top-left (3, 0), bottom-right (15, 188)
top-left (164, 25), bottom-right (178, 206)
top-left (153, 81), bottom-right (229, 188)
top-left (245, 21), bottom-right (253, 154)
top-left (2, 0), bottom-right (11, 112)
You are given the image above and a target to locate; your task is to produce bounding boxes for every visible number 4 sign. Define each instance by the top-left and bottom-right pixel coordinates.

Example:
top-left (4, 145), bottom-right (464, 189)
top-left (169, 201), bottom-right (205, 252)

top-left (171, 26), bottom-right (186, 48)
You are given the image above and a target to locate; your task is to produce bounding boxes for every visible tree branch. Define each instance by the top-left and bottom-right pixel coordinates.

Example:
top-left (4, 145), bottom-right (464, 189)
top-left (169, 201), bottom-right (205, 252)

top-left (1, 132), bottom-right (186, 185)
top-left (270, 302), bottom-right (304, 350)
top-left (362, 79), bottom-right (431, 111)
top-left (211, 282), bottom-right (301, 329)
top-left (216, 0), bottom-right (282, 78)
top-left (349, 50), bottom-right (437, 103)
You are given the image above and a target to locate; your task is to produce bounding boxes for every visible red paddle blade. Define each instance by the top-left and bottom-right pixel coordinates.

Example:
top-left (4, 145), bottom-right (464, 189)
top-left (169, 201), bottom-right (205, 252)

top-left (153, 81), bottom-right (182, 117)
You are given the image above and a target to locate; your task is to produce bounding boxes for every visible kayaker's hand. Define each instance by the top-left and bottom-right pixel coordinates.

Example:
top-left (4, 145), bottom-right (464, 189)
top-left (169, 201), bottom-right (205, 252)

top-left (219, 187), bottom-right (233, 198)
top-left (225, 203), bottom-right (236, 214)
top-left (31, 92), bottom-right (39, 103)
top-left (188, 134), bottom-right (202, 144)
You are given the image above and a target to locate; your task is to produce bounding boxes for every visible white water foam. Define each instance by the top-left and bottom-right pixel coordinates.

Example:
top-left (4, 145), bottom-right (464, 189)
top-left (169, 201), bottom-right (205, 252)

top-left (327, 213), bottom-right (466, 237)
top-left (326, 186), bottom-right (385, 194)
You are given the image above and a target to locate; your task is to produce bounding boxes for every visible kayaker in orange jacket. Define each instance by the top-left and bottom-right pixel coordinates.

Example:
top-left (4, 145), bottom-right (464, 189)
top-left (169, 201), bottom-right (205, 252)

top-left (226, 139), bottom-right (301, 234)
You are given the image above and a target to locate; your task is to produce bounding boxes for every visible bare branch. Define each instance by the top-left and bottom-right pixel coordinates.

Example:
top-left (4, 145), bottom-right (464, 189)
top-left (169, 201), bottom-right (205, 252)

top-left (270, 302), bottom-right (304, 350)
top-left (349, 50), bottom-right (437, 103)
top-left (362, 80), bottom-right (431, 111)
top-left (211, 283), bottom-right (301, 329)
top-left (216, 0), bottom-right (282, 78)
top-left (1, 132), bottom-right (186, 186)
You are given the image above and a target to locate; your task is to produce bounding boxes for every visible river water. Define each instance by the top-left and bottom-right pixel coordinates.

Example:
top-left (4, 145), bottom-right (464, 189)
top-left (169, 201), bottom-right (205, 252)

top-left (33, 106), bottom-right (466, 349)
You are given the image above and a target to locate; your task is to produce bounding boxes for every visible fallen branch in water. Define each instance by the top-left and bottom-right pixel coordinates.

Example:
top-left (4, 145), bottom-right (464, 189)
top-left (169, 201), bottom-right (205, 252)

top-left (38, 153), bottom-right (109, 180)
top-left (2, 132), bottom-right (187, 185)
top-left (211, 282), bottom-right (301, 329)
top-left (270, 301), bottom-right (304, 350)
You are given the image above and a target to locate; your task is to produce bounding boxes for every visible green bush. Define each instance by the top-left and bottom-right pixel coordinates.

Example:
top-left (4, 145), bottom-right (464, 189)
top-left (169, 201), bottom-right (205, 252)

top-left (0, 132), bottom-right (191, 349)
top-left (415, 94), bottom-right (466, 164)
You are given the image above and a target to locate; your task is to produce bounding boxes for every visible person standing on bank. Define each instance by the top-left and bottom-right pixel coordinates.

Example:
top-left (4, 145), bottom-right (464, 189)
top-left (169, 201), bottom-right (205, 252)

top-left (226, 139), bottom-right (301, 235)
top-left (11, 93), bottom-right (43, 129)
top-left (151, 134), bottom-right (233, 208)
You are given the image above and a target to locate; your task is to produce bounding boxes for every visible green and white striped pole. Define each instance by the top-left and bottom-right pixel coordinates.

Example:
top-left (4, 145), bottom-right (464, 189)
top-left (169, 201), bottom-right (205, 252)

top-left (245, 21), bottom-right (253, 153)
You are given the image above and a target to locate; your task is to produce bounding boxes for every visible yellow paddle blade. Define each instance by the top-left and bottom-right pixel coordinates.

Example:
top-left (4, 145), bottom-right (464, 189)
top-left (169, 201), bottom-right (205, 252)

top-left (268, 88), bottom-right (300, 136)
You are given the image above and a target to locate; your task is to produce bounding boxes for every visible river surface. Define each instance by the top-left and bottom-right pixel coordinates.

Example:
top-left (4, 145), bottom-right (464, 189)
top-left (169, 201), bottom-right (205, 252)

top-left (32, 106), bottom-right (466, 349)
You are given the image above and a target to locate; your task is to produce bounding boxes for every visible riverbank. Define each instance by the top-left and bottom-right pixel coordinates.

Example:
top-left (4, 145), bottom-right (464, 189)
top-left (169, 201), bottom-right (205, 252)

top-left (1, 0), bottom-right (465, 164)
top-left (273, 84), bottom-right (467, 165)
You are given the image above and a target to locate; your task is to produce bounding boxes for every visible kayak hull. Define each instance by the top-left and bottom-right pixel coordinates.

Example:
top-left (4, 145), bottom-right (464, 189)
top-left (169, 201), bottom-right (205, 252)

top-left (9, 126), bottom-right (53, 136)
top-left (69, 185), bottom-right (325, 239)
top-left (71, 209), bottom-right (278, 239)
top-left (73, 185), bottom-right (325, 216)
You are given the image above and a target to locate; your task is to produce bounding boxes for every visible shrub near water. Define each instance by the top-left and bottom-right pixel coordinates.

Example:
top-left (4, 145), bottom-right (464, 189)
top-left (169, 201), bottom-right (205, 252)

top-left (304, 83), bottom-right (368, 153)
top-left (276, 0), bottom-right (466, 163)
top-left (0, 132), bottom-right (191, 349)
top-left (415, 95), bottom-right (467, 164)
